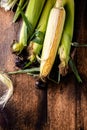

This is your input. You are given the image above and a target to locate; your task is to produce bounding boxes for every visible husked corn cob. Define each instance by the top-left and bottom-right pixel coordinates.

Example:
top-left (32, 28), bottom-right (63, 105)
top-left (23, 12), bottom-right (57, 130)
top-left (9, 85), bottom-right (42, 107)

top-left (58, 0), bottom-right (74, 75)
top-left (27, 0), bottom-right (56, 63)
top-left (40, 1), bottom-right (65, 80)
top-left (12, 0), bottom-right (46, 53)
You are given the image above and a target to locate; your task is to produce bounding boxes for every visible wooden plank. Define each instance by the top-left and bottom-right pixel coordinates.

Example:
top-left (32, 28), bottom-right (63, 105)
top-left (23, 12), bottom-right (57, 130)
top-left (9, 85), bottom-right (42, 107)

top-left (0, 8), bottom-right (47, 130)
top-left (75, 0), bottom-right (87, 130)
top-left (47, 76), bottom-right (76, 130)
top-left (48, 0), bottom-right (87, 130)
top-left (0, 0), bottom-right (87, 129)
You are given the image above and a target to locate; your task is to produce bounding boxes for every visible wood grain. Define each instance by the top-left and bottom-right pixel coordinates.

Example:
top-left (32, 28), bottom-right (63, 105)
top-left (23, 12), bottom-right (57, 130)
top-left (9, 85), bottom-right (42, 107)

top-left (0, 8), bottom-right (47, 130)
top-left (0, 0), bottom-right (87, 129)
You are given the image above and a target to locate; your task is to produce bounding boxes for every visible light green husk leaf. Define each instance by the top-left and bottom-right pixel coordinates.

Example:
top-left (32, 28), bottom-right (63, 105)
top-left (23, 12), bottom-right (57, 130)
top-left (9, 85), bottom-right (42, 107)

top-left (58, 0), bottom-right (74, 76)
top-left (12, 0), bottom-right (46, 54)
top-left (69, 58), bottom-right (82, 83)
top-left (27, 0), bottom-right (56, 66)
top-left (8, 67), bottom-right (40, 75)
top-left (13, 0), bottom-right (29, 23)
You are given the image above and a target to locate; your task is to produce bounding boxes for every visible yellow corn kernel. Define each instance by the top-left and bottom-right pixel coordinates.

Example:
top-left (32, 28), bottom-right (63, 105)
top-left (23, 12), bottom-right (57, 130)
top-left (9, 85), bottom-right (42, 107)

top-left (40, 7), bottom-right (65, 79)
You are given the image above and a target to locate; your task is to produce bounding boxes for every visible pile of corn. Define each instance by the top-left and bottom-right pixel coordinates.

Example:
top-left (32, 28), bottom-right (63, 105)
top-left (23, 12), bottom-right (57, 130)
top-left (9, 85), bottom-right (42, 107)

top-left (0, 0), bottom-right (82, 87)
top-left (0, 0), bottom-right (83, 108)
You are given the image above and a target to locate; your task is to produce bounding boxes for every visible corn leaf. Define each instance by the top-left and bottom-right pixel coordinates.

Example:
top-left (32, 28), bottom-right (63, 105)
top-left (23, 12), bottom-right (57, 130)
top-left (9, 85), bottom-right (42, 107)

top-left (48, 71), bottom-right (61, 84)
top-left (18, 6), bottom-right (33, 36)
top-left (71, 42), bottom-right (87, 47)
top-left (30, 30), bottom-right (45, 45)
top-left (13, 0), bottom-right (29, 22)
top-left (69, 58), bottom-right (82, 83)
top-left (24, 61), bottom-right (33, 68)
top-left (58, 72), bottom-right (61, 83)
top-left (8, 67), bottom-right (40, 75)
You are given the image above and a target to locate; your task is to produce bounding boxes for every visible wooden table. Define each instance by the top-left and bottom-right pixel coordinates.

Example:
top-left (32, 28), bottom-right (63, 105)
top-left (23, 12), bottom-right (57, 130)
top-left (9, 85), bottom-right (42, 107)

top-left (0, 0), bottom-right (87, 129)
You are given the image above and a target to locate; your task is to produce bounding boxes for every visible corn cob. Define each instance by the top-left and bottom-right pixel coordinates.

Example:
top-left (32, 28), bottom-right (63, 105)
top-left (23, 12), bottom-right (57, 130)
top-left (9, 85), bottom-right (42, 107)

top-left (27, 0), bottom-right (56, 64)
top-left (12, 0), bottom-right (46, 53)
top-left (40, 0), bottom-right (66, 80)
top-left (13, 0), bottom-right (29, 23)
top-left (0, 0), bottom-right (18, 11)
top-left (58, 0), bottom-right (74, 76)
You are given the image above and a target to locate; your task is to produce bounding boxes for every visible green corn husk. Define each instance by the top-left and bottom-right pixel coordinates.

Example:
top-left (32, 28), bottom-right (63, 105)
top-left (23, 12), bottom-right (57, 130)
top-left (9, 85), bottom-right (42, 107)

top-left (69, 58), bottom-right (82, 83)
top-left (13, 0), bottom-right (29, 23)
top-left (26, 0), bottom-right (56, 65)
top-left (0, 0), bottom-right (18, 11)
top-left (58, 0), bottom-right (74, 76)
top-left (12, 0), bottom-right (46, 54)
top-left (8, 67), bottom-right (40, 76)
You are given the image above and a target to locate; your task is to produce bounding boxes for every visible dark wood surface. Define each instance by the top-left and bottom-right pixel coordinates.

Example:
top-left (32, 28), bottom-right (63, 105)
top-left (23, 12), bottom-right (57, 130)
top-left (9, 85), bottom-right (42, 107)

top-left (0, 0), bottom-right (87, 129)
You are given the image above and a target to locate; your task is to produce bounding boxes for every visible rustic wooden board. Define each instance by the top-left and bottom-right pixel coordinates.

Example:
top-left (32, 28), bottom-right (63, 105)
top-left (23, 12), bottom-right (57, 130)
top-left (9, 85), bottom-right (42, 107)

top-left (0, 8), bottom-right (47, 130)
top-left (47, 0), bottom-right (87, 130)
top-left (0, 0), bottom-right (87, 130)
